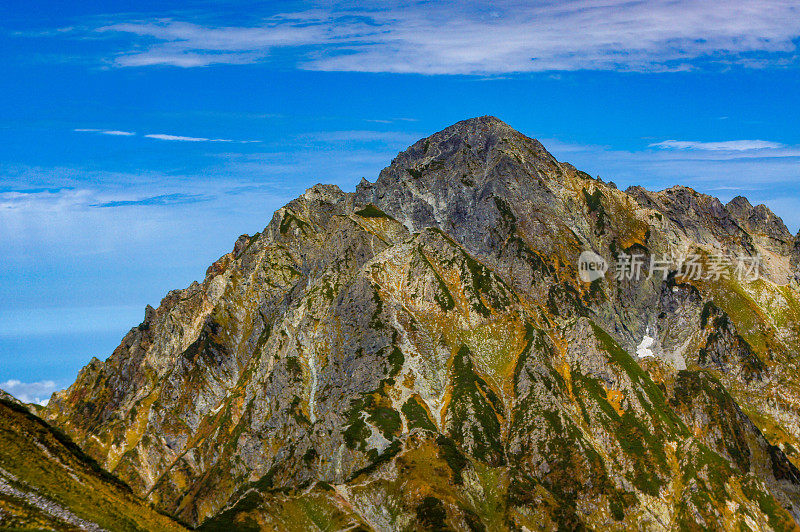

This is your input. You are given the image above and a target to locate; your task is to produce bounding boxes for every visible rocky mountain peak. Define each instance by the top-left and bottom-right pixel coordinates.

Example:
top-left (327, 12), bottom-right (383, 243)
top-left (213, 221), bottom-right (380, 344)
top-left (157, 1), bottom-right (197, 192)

top-left (359, 116), bottom-right (559, 190)
top-left (354, 116), bottom-right (583, 260)
top-left (726, 195), bottom-right (754, 218)
top-left (726, 194), bottom-right (793, 252)
top-left (37, 117), bottom-right (800, 530)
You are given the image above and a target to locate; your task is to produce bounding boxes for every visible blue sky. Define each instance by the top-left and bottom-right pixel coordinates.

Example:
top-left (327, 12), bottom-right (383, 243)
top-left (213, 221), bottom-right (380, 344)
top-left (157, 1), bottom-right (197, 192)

top-left (2, 0), bottom-right (799, 403)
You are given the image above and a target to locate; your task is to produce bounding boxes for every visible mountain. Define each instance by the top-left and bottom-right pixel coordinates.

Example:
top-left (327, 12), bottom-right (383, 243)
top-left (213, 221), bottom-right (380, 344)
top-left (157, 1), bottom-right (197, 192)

top-left (0, 393), bottom-right (187, 530)
top-left (40, 116), bottom-right (800, 530)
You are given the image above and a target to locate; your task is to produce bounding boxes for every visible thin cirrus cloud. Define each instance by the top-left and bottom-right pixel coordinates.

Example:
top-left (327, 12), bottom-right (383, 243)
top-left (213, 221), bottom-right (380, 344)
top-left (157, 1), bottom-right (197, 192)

top-left (144, 133), bottom-right (260, 143)
top-left (145, 133), bottom-right (216, 142)
top-left (73, 129), bottom-right (260, 143)
top-left (77, 0), bottom-right (800, 73)
top-left (74, 128), bottom-right (136, 136)
top-left (649, 139), bottom-right (787, 151)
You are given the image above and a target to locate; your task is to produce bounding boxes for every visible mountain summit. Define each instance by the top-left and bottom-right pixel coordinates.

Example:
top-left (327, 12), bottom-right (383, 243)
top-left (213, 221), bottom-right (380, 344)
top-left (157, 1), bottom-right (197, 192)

top-left (39, 117), bottom-right (800, 530)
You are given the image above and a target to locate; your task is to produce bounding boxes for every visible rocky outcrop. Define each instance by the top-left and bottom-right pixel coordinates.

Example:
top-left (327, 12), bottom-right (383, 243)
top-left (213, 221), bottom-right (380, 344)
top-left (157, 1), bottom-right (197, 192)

top-left (42, 116), bottom-right (800, 530)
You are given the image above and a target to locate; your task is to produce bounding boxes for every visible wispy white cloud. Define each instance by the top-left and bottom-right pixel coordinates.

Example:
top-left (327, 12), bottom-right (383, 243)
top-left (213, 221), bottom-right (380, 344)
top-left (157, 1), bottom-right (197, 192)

top-left (102, 130), bottom-right (136, 136)
top-left (74, 128), bottom-right (136, 136)
top-left (145, 133), bottom-right (212, 142)
top-left (649, 139), bottom-right (786, 151)
top-left (144, 133), bottom-right (260, 142)
top-left (0, 379), bottom-right (58, 405)
top-left (74, 1), bottom-right (800, 73)
top-left (72, 129), bottom-right (260, 142)
top-left (113, 51), bottom-right (261, 68)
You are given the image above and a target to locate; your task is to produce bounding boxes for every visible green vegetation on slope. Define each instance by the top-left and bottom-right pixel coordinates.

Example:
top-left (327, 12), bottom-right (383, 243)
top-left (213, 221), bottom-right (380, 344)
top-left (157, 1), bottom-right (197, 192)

top-left (0, 397), bottom-right (187, 531)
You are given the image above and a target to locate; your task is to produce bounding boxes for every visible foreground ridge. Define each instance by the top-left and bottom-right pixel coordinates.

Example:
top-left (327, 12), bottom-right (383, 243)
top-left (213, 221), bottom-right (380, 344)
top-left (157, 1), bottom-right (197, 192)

top-left (28, 116), bottom-right (800, 530)
top-left (0, 394), bottom-right (187, 530)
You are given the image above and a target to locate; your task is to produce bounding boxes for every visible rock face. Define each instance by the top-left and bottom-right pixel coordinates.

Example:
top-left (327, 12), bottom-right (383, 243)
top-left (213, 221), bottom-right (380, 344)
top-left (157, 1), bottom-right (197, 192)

top-left (44, 116), bottom-right (800, 530)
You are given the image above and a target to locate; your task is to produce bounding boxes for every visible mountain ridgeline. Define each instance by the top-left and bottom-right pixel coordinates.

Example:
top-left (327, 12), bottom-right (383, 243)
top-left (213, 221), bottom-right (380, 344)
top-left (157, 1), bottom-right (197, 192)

top-left (32, 116), bottom-right (800, 530)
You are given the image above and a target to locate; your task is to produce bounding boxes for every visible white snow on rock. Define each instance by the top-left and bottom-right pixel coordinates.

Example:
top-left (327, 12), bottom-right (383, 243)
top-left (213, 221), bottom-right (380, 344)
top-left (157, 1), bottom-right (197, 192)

top-left (636, 335), bottom-right (655, 358)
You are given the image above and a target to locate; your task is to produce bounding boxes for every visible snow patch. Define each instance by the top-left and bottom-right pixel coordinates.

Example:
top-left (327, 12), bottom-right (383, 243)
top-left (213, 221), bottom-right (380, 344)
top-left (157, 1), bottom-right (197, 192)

top-left (636, 335), bottom-right (655, 358)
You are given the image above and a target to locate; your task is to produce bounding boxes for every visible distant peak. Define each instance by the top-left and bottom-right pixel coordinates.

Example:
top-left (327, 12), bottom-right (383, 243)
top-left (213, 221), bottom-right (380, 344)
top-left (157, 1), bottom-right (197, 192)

top-left (726, 195), bottom-right (753, 217)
